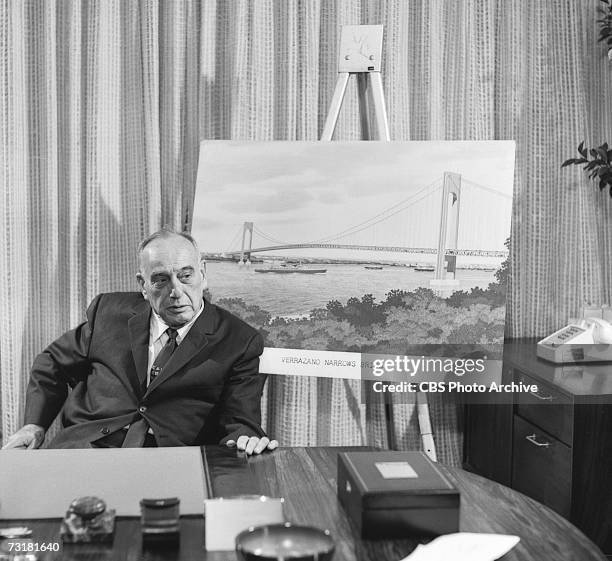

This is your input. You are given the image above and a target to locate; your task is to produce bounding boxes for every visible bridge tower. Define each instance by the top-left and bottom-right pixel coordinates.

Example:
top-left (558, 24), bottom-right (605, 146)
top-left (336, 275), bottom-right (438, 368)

top-left (432, 172), bottom-right (461, 287)
top-left (240, 221), bottom-right (253, 265)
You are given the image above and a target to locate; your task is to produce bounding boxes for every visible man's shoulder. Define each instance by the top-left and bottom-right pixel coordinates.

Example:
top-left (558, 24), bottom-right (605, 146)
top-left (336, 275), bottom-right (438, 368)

top-left (87, 292), bottom-right (147, 318)
top-left (94, 292), bottom-right (146, 309)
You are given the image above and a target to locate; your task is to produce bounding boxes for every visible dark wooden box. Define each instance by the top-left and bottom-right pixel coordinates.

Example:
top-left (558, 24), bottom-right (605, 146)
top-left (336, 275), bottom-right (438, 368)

top-left (337, 451), bottom-right (460, 539)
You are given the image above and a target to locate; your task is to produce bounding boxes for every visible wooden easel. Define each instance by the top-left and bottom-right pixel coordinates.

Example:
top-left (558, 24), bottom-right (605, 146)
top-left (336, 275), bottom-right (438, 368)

top-left (321, 25), bottom-right (437, 461)
top-left (321, 25), bottom-right (390, 141)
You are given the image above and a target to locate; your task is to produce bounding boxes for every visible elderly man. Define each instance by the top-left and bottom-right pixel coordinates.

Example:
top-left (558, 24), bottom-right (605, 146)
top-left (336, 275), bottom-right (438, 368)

top-left (3, 229), bottom-right (277, 454)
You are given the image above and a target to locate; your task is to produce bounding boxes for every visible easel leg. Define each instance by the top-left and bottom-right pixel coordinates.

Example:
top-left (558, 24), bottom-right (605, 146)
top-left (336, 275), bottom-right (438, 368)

top-left (417, 391), bottom-right (437, 461)
top-left (321, 73), bottom-right (350, 141)
top-left (356, 73), bottom-right (371, 141)
top-left (370, 72), bottom-right (390, 141)
top-left (321, 49), bottom-right (436, 461)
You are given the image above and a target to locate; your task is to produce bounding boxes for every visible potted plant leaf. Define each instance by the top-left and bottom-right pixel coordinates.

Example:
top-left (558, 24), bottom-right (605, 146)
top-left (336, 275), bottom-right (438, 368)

top-left (599, 0), bottom-right (612, 60)
top-left (562, 141), bottom-right (612, 197)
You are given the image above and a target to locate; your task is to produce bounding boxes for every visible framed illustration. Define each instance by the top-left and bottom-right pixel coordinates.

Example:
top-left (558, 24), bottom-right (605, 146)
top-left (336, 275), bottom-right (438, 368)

top-left (193, 141), bottom-right (515, 381)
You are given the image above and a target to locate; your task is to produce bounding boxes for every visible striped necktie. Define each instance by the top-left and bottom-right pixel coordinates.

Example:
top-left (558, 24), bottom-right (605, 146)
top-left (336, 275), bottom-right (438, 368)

top-left (122, 328), bottom-right (179, 448)
top-left (149, 328), bottom-right (178, 385)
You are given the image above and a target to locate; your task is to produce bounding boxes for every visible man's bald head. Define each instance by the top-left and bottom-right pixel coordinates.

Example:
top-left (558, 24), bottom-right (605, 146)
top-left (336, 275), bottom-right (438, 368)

top-left (138, 229), bottom-right (199, 268)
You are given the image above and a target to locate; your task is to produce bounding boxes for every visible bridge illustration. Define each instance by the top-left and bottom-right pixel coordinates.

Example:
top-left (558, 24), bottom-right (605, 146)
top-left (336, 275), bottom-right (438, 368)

top-left (221, 173), bottom-right (511, 284)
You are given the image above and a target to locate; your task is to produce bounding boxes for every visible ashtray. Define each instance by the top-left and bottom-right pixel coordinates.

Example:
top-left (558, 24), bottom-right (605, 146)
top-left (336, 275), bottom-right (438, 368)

top-left (235, 523), bottom-right (334, 561)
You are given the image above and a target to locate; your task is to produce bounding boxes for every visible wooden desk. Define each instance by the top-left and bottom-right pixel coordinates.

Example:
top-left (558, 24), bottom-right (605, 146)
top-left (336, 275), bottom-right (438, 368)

top-left (1, 446), bottom-right (606, 560)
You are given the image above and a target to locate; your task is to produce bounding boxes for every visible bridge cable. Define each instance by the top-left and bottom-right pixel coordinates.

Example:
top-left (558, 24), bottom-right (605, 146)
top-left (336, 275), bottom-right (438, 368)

top-left (462, 179), bottom-right (513, 199)
top-left (314, 180), bottom-right (443, 244)
top-left (323, 185), bottom-right (443, 243)
top-left (309, 176), bottom-right (443, 244)
top-left (225, 226), bottom-right (243, 254)
top-left (252, 225), bottom-right (290, 246)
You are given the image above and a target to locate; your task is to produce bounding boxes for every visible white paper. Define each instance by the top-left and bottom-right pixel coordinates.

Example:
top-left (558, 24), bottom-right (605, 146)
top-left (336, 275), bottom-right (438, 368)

top-left (401, 533), bottom-right (520, 561)
top-left (375, 461), bottom-right (418, 479)
top-left (205, 497), bottom-right (284, 551)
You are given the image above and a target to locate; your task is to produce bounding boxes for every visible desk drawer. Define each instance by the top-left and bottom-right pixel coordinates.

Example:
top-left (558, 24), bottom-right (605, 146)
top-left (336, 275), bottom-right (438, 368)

top-left (512, 415), bottom-right (572, 518)
top-left (514, 370), bottom-right (574, 445)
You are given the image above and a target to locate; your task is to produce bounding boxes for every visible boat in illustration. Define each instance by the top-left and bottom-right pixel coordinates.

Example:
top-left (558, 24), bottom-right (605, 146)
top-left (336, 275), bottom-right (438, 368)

top-left (254, 261), bottom-right (327, 274)
top-left (414, 265), bottom-right (435, 272)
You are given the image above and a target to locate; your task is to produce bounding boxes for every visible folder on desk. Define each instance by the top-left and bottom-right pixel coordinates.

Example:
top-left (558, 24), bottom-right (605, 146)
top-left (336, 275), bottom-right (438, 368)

top-left (0, 448), bottom-right (207, 519)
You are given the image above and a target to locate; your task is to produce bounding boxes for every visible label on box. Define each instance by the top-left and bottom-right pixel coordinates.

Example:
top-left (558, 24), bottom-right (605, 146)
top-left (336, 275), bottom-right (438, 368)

top-left (375, 461), bottom-right (418, 479)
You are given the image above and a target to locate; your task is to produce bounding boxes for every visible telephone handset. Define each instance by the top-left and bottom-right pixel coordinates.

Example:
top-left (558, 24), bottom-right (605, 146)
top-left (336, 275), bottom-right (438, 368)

top-left (537, 318), bottom-right (612, 364)
top-left (583, 317), bottom-right (612, 344)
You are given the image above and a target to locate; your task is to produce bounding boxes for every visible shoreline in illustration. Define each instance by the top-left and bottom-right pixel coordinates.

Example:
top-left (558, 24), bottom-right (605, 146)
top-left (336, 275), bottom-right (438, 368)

top-left (211, 263), bottom-right (507, 355)
top-left (206, 261), bottom-right (500, 318)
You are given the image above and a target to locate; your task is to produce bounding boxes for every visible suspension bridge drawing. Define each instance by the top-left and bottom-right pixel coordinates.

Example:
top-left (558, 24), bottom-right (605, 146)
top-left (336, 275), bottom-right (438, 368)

top-left (194, 141), bottom-right (514, 279)
top-left (215, 170), bottom-right (511, 285)
top-left (192, 141), bottom-right (515, 374)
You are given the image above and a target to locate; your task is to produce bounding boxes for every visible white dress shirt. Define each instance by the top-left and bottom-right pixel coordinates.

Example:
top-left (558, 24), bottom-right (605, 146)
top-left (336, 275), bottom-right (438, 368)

top-left (132, 302), bottom-right (205, 436)
top-left (146, 301), bottom-right (205, 386)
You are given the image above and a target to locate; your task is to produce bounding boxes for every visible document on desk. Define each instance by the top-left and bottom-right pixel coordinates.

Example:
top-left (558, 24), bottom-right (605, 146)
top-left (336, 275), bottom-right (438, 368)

top-left (0, 448), bottom-right (207, 518)
top-left (401, 533), bottom-right (520, 561)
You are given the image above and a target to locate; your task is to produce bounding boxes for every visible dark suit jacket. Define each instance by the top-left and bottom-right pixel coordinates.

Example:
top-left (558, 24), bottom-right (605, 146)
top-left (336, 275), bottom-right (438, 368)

top-left (24, 293), bottom-right (267, 448)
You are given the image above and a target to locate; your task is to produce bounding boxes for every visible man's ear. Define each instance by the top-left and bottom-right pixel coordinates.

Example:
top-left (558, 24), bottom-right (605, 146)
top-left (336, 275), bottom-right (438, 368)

top-left (136, 273), bottom-right (148, 300)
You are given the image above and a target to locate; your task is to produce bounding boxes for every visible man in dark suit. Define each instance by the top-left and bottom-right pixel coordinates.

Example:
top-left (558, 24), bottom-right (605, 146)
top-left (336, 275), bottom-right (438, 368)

top-left (3, 229), bottom-right (277, 454)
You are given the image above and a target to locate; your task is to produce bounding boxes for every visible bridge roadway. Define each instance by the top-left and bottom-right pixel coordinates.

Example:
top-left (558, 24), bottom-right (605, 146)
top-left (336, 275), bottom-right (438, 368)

top-left (233, 243), bottom-right (507, 258)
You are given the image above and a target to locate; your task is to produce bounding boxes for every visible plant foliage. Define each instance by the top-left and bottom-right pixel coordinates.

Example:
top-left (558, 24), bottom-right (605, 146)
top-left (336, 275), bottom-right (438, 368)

top-left (216, 260), bottom-right (509, 356)
top-left (598, 0), bottom-right (612, 48)
top-left (562, 141), bottom-right (612, 197)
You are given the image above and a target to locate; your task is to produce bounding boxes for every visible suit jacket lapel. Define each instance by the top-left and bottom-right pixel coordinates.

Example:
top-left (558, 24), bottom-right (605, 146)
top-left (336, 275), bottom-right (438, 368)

top-left (128, 304), bottom-right (152, 396)
top-left (144, 302), bottom-right (217, 396)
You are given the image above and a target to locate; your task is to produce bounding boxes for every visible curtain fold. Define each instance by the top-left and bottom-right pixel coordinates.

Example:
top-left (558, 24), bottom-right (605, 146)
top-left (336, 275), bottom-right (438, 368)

top-left (2, 1), bottom-right (611, 464)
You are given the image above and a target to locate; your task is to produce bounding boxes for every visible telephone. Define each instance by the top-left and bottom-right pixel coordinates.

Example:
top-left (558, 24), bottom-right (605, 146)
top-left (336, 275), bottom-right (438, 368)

top-left (537, 318), bottom-right (612, 364)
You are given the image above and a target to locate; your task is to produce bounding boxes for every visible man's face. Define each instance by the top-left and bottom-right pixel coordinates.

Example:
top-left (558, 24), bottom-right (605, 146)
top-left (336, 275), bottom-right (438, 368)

top-left (136, 235), bottom-right (207, 328)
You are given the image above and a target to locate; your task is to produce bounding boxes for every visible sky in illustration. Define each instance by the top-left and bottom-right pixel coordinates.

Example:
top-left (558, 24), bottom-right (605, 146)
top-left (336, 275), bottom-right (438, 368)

top-left (192, 141), bottom-right (515, 263)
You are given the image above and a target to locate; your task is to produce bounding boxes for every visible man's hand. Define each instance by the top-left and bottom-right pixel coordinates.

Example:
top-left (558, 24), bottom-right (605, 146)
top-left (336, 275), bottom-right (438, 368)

top-left (2, 424), bottom-right (46, 450)
top-left (226, 435), bottom-right (279, 455)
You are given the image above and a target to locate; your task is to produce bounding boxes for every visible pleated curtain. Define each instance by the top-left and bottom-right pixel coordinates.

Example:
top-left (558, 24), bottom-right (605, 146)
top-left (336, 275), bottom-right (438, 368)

top-left (1, 0), bottom-right (611, 464)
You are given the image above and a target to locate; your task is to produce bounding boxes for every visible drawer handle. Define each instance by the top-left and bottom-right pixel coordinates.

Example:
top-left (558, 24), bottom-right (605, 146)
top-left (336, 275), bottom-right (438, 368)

top-left (526, 434), bottom-right (551, 447)
top-left (528, 388), bottom-right (554, 401)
